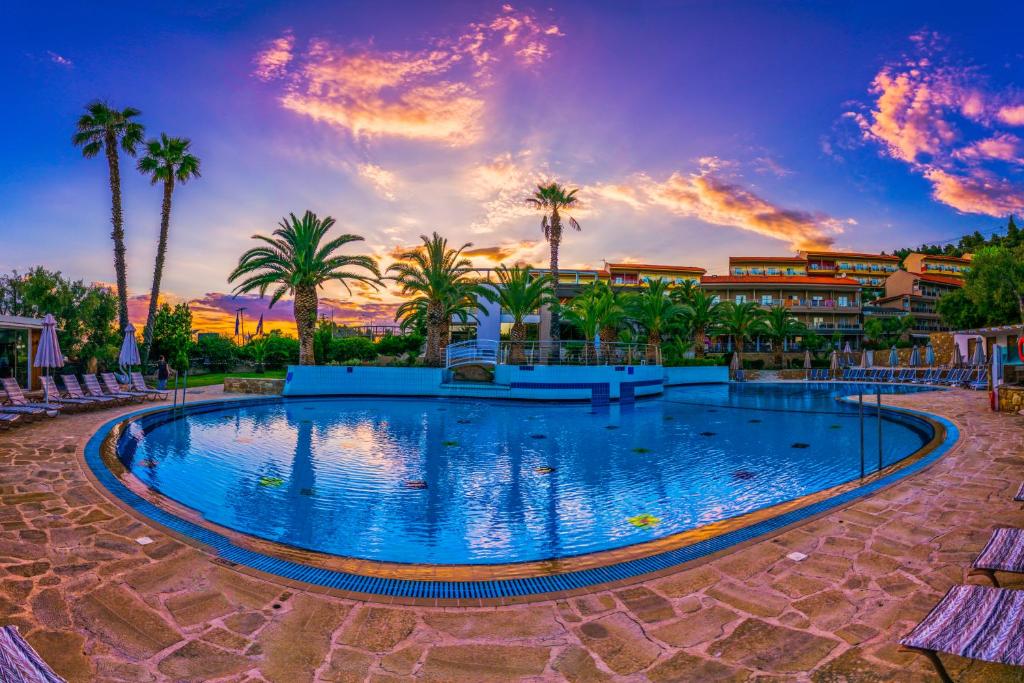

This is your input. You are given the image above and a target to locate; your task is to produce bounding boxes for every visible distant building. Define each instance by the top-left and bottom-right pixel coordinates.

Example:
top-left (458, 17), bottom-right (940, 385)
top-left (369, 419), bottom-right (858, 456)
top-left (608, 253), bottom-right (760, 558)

top-left (871, 270), bottom-right (964, 336)
top-left (903, 252), bottom-right (972, 280)
top-left (728, 256), bottom-right (807, 277)
top-left (700, 275), bottom-right (863, 348)
top-left (798, 250), bottom-right (901, 302)
top-left (604, 263), bottom-right (706, 287)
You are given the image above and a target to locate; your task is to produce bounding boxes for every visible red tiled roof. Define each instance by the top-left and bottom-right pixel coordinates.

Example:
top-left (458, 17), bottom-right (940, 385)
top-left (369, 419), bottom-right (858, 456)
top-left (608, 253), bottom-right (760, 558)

top-left (802, 251), bottom-right (901, 261)
top-left (913, 272), bottom-right (964, 287)
top-left (913, 253), bottom-right (972, 263)
top-left (728, 256), bottom-right (807, 263)
top-left (606, 263), bottom-right (706, 273)
top-left (700, 275), bottom-right (861, 287)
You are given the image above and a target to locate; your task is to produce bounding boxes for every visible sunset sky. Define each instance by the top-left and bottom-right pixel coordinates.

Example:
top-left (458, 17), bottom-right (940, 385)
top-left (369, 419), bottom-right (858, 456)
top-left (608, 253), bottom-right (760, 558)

top-left (4, 1), bottom-right (1024, 334)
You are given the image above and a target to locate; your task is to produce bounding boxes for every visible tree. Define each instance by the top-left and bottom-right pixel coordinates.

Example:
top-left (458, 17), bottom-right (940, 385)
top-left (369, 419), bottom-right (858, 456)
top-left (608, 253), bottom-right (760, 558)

top-left (669, 279), bottom-right (699, 306)
top-left (718, 301), bottom-right (766, 361)
top-left (563, 282), bottom-right (624, 363)
top-left (625, 279), bottom-right (684, 362)
top-left (0, 267), bottom-right (119, 370)
top-left (388, 233), bottom-right (485, 367)
top-left (72, 101), bottom-right (145, 332)
top-left (680, 290), bottom-right (723, 358)
top-left (228, 211), bottom-right (381, 365)
top-left (526, 183), bottom-right (581, 348)
top-left (484, 265), bottom-right (553, 363)
top-left (761, 306), bottom-right (806, 368)
top-left (149, 302), bottom-right (193, 364)
top-left (962, 246), bottom-right (1024, 324)
top-left (137, 134), bottom-right (201, 363)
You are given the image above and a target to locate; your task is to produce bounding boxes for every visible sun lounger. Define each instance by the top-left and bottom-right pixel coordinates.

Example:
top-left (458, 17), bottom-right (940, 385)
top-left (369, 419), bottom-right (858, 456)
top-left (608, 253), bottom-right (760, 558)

top-left (968, 527), bottom-right (1024, 587)
top-left (40, 376), bottom-right (96, 410)
top-left (965, 369), bottom-right (988, 390)
top-left (61, 374), bottom-right (117, 405)
top-left (1, 377), bottom-right (66, 415)
top-left (0, 624), bottom-right (66, 683)
top-left (1015, 483), bottom-right (1024, 503)
top-left (0, 413), bottom-right (20, 429)
top-left (0, 403), bottom-right (47, 421)
top-left (83, 374), bottom-right (136, 403)
top-left (900, 584), bottom-right (1024, 682)
top-left (130, 371), bottom-right (168, 400)
top-left (100, 373), bottom-right (149, 401)
top-left (894, 369), bottom-right (911, 382)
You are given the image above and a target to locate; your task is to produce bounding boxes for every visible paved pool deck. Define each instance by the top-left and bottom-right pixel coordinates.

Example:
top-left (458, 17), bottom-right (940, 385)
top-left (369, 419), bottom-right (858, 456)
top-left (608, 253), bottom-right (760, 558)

top-left (1, 386), bottom-right (1023, 681)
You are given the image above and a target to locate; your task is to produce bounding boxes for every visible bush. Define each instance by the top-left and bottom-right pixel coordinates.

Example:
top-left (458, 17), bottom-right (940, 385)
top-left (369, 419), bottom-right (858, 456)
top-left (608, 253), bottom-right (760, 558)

top-left (261, 334), bottom-right (299, 368)
top-left (742, 358), bottom-right (766, 370)
top-left (673, 357), bottom-right (724, 366)
top-left (331, 336), bottom-right (378, 363)
top-left (374, 333), bottom-right (423, 357)
top-left (192, 334), bottom-right (238, 372)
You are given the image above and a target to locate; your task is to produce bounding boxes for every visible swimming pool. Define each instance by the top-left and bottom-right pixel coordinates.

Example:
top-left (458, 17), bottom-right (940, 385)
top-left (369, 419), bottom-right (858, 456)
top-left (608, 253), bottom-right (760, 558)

top-left (112, 383), bottom-right (938, 566)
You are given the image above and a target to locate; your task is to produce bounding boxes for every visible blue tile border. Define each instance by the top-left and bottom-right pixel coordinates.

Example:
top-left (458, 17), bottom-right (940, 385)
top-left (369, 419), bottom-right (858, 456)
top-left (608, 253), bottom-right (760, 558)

top-left (83, 395), bottom-right (959, 601)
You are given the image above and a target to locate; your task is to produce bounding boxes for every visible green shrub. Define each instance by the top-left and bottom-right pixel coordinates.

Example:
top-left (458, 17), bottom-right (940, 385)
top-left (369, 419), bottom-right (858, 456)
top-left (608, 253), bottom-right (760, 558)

top-left (262, 334), bottom-right (299, 368)
top-left (375, 333), bottom-right (423, 357)
top-left (331, 336), bottom-right (377, 363)
top-left (742, 358), bottom-right (766, 370)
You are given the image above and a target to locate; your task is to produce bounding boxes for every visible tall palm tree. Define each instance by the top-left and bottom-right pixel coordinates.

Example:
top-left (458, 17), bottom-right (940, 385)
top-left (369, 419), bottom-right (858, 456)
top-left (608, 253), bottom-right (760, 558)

top-left (625, 279), bottom-right (684, 362)
top-left (137, 134), bottom-right (201, 363)
top-left (761, 305), bottom-right (806, 368)
top-left (484, 265), bottom-right (553, 364)
top-left (72, 101), bottom-right (145, 332)
top-left (680, 290), bottom-right (723, 358)
top-left (526, 183), bottom-right (581, 347)
top-left (228, 211), bottom-right (380, 365)
top-left (388, 233), bottom-right (486, 367)
top-left (718, 301), bottom-right (767, 362)
top-left (669, 279), bottom-right (700, 306)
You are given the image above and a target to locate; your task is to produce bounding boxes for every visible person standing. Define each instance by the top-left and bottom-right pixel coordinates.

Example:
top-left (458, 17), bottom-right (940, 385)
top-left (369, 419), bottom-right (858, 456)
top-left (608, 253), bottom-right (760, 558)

top-left (157, 356), bottom-right (170, 390)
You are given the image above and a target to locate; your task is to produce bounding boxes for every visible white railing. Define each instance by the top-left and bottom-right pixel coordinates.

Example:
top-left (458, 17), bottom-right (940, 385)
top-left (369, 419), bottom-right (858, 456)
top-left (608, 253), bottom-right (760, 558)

top-left (445, 339), bottom-right (499, 368)
top-left (499, 340), bottom-right (660, 366)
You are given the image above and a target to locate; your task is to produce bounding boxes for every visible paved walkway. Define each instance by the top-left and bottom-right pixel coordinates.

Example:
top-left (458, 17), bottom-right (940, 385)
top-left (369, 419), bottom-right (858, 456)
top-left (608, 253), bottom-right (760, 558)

top-left (1, 387), bottom-right (1023, 681)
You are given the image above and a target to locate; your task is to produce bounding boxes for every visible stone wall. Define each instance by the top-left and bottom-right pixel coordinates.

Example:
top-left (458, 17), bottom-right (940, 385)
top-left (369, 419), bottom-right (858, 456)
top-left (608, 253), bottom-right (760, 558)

top-left (998, 385), bottom-right (1024, 414)
top-left (223, 377), bottom-right (285, 395)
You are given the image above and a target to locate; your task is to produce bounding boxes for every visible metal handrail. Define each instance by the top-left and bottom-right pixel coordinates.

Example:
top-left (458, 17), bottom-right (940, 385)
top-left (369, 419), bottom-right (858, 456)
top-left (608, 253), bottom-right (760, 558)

top-left (498, 340), bottom-right (660, 366)
top-left (445, 339), bottom-right (499, 368)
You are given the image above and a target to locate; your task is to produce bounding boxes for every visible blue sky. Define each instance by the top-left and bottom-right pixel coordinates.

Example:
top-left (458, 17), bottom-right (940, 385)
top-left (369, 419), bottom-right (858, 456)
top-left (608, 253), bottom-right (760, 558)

top-left (3, 1), bottom-right (1023, 330)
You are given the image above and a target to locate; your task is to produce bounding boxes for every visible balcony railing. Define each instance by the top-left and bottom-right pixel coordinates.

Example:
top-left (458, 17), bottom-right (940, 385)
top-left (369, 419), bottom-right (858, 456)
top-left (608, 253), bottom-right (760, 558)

top-left (498, 340), bottom-right (660, 366)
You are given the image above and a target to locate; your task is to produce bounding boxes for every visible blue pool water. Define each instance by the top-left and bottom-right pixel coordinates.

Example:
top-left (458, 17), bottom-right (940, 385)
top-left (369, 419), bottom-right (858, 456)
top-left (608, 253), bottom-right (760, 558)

top-left (117, 383), bottom-right (936, 565)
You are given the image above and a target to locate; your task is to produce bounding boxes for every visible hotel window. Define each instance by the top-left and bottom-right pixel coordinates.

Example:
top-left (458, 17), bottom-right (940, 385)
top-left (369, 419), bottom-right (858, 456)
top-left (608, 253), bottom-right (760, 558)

top-left (785, 268), bottom-right (796, 275)
top-left (811, 295), bottom-right (824, 306)
top-left (750, 268), bottom-right (763, 275)
top-left (838, 295), bottom-right (849, 307)
top-left (761, 294), bottom-right (773, 306)
top-left (735, 294), bottom-right (747, 304)
top-left (812, 316), bottom-right (824, 327)
top-left (767, 268), bottom-right (779, 275)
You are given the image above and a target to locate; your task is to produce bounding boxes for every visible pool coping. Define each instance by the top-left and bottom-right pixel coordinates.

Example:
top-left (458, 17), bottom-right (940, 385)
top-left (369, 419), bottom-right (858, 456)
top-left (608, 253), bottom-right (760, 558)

top-left (82, 391), bottom-right (960, 605)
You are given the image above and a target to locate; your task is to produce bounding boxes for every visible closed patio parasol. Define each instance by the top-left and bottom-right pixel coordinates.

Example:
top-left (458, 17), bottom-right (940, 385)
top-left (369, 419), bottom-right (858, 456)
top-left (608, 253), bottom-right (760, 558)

top-left (972, 340), bottom-right (986, 366)
top-left (925, 344), bottom-right (935, 366)
top-left (888, 345), bottom-right (898, 367)
top-left (32, 314), bottom-right (62, 406)
top-left (119, 323), bottom-right (141, 376)
top-left (908, 346), bottom-right (920, 367)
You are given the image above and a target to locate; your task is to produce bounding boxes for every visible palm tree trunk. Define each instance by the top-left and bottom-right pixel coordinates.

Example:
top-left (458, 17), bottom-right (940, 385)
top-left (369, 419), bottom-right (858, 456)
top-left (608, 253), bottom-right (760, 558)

top-left (694, 326), bottom-right (706, 358)
top-left (647, 329), bottom-right (661, 364)
top-left (424, 301), bottom-right (443, 367)
top-left (510, 321), bottom-right (525, 364)
top-left (547, 208), bottom-right (561, 349)
top-left (293, 285), bottom-right (318, 365)
top-left (141, 175), bottom-right (175, 365)
top-left (105, 132), bottom-right (130, 332)
top-left (439, 318), bottom-right (451, 367)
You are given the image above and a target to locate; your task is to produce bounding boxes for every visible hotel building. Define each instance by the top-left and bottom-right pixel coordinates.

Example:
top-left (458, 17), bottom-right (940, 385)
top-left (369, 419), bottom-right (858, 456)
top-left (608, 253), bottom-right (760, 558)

top-left (903, 252), bottom-right (972, 280)
top-left (798, 250), bottom-right (901, 302)
top-left (870, 270), bottom-right (964, 336)
top-left (728, 256), bottom-right (807, 277)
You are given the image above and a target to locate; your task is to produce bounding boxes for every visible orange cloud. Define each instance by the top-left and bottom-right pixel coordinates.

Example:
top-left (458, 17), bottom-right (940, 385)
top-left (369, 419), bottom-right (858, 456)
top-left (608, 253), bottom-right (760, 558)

top-left (592, 161), bottom-right (842, 250)
top-left (845, 31), bottom-right (1024, 217)
top-left (356, 163), bottom-right (399, 200)
top-left (253, 31), bottom-right (294, 81)
top-left (464, 240), bottom-right (542, 264)
top-left (259, 6), bottom-right (563, 146)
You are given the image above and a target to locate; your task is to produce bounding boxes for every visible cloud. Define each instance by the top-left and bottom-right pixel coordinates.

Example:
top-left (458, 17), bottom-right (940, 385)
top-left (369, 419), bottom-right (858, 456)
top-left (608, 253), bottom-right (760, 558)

top-left (591, 159), bottom-right (842, 250)
top-left (253, 31), bottom-right (294, 81)
top-left (356, 163), bottom-right (399, 200)
top-left (47, 51), bottom-right (72, 67)
top-left (258, 6), bottom-right (563, 146)
top-left (845, 31), bottom-right (1024, 217)
top-left (464, 151), bottom-right (552, 233)
top-left (464, 240), bottom-right (543, 264)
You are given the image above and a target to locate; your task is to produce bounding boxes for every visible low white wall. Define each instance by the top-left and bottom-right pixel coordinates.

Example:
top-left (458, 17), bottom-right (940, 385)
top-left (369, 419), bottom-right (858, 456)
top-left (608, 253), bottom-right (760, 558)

top-left (283, 365), bottom-right (445, 396)
top-left (494, 364), bottom-right (664, 399)
top-left (663, 366), bottom-right (729, 386)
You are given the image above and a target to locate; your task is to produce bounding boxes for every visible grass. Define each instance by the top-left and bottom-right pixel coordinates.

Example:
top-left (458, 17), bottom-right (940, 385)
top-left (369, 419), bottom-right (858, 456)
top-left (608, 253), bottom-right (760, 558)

top-left (177, 370), bottom-right (287, 388)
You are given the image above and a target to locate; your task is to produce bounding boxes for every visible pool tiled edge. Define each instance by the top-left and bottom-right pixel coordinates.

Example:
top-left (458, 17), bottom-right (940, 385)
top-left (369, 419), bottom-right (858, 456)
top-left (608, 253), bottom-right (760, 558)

top-left (83, 396), bottom-right (960, 603)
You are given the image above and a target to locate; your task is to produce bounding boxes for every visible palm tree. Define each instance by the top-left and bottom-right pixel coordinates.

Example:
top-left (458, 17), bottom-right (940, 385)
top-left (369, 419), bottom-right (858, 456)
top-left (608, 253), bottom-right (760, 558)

top-left (563, 282), bottom-right (624, 363)
top-left (761, 306), bottom-right (806, 368)
top-left (484, 265), bottom-right (553, 364)
top-left (526, 183), bottom-right (581, 347)
top-left (680, 290), bottom-right (723, 358)
top-left (388, 233), bottom-right (486, 367)
top-left (72, 101), bottom-right (145, 332)
top-left (228, 211), bottom-right (380, 365)
top-left (718, 301), bottom-right (767, 363)
top-left (625, 279), bottom-right (684, 362)
top-left (669, 279), bottom-right (700, 306)
top-left (137, 134), bottom-right (201, 363)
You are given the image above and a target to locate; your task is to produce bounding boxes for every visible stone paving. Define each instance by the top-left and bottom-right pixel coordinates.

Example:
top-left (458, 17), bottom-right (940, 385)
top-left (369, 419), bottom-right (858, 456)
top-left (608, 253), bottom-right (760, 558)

top-left (2, 387), bottom-right (1024, 681)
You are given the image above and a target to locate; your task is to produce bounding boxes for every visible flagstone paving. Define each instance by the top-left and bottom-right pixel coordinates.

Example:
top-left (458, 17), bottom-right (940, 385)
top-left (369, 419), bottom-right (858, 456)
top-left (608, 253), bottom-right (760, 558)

top-left (1, 387), bottom-right (1023, 681)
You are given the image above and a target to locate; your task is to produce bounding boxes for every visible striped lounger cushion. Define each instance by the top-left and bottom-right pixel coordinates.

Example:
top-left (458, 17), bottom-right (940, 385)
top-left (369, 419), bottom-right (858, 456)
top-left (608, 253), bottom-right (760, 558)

top-left (1016, 483), bottom-right (1024, 502)
top-left (900, 585), bottom-right (1024, 666)
top-left (0, 625), bottom-right (65, 682)
top-left (973, 528), bottom-right (1024, 573)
